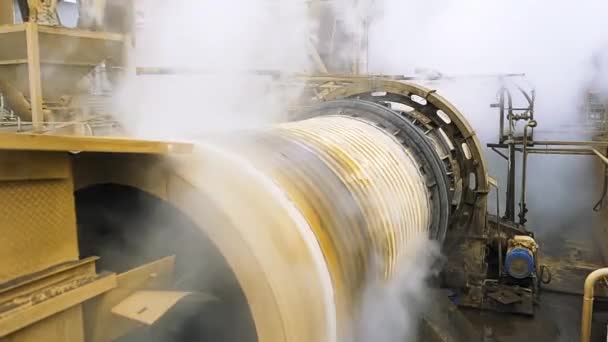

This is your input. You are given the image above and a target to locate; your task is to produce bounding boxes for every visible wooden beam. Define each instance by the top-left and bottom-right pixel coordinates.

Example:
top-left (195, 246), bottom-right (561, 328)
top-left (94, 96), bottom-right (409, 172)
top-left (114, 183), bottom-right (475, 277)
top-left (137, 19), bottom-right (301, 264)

top-left (25, 22), bottom-right (43, 132)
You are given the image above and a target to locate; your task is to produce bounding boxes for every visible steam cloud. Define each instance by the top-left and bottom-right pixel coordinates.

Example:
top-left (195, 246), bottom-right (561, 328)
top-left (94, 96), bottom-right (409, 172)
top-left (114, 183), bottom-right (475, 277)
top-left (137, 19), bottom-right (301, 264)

top-left (357, 0), bottom-right (608, 243)
top-left (353, 238), bottom-right (441, 342)
top-left (113, 0), bottom-right (312, 139)
top-left (110, 0), bottom-right (608, 341)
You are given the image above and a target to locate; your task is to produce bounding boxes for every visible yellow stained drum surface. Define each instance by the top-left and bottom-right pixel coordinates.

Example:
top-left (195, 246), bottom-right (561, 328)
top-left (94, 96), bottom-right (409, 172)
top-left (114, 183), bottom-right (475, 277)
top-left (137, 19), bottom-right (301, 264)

top-left (172, 115), bottom-right (432, 342)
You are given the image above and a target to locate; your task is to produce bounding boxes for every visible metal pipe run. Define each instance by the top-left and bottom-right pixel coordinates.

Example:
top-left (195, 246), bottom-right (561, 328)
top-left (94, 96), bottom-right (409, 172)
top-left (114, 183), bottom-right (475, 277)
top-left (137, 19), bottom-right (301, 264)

top-left (524, 148), bottom-right (594, 155)
top-left (506, 140), bottom-right (516, 221)
top-left (518, 120), bottom-right (536, 225)
top-left (532, 140), bottom-right (608, 147)
top-left (592, 148), bottom-right (608, 166)
top-left (525, 150), bottom-right (594, 155)
top-left (521, 148), bottom-right (608, 166)
top-left (581, 268), bottom-right (608, 342)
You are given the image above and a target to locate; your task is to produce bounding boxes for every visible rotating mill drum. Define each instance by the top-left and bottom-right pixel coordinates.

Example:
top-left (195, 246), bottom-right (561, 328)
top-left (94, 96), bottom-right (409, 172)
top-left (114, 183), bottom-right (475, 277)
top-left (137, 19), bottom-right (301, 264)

top-left (172, 99), bottom-right (452, 342)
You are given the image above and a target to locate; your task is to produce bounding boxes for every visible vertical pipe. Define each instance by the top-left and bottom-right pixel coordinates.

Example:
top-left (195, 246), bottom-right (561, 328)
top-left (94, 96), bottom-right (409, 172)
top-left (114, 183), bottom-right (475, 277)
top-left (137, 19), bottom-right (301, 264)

top-left (505, 90), bottom-right (516, 221)
top-left (506, 144), bottom-right (516, 221)
top-left (581, 268), bottom-right (608, 342)
top-left (25, 22), bottom-right (44, 132)
top-left (518, 121), bottom-right (536, 225)
top-left (490, 180), bottom-right (502, 276)
top-left (519, 137), bottom-right (527, 225)
top-left (498, 88), bottom-right (506, 144)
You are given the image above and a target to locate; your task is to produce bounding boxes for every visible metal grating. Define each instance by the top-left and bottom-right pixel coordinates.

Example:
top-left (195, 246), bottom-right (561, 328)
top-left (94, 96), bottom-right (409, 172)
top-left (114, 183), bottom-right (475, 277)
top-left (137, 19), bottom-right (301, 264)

top-left (0, 179), bottom-right (78, 283)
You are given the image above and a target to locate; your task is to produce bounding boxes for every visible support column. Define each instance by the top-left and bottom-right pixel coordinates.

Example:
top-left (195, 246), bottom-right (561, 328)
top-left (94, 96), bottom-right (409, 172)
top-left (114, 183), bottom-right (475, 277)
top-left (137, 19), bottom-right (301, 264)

top-left (25, 22), bottom-right (43, 132)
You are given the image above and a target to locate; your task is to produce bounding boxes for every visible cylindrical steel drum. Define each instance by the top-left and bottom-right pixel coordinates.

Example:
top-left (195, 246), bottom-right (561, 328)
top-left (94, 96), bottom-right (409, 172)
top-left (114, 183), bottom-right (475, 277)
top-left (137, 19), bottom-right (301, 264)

top-left (172, 100), bottom-right (450, 342)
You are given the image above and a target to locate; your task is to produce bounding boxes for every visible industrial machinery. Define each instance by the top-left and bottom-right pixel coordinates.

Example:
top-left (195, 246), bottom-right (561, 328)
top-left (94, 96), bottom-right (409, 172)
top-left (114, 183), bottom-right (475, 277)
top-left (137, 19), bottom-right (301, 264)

top-left (1, 1), bottom-right (608, 342)
top-left (0, 80), bottom-right (488, 341)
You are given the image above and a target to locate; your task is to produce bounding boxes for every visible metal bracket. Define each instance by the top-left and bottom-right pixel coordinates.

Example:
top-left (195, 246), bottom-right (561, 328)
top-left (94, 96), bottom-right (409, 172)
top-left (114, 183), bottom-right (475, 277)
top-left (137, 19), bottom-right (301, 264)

top-left (84, 255), bottom-right (176, 342)
top-left (0, 257), bottom-right (117, 337)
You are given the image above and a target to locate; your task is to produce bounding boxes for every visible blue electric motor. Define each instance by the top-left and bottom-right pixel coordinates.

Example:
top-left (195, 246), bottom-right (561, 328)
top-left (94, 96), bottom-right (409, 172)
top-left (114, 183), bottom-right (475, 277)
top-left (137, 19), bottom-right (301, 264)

top-left (505, 247), bottom-right (535, 279)
top-left (504, 236), bottom-right (538, 279)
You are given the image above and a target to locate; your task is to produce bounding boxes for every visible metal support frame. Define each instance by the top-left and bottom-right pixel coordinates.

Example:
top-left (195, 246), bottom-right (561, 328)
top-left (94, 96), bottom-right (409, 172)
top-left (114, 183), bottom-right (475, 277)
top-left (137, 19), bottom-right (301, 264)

top-left (491, 80), bottom-right (535, 222)
top-left (490, 140), bottom-right (608, 228)
top-left (0, 257), bottom-right (117, 337)
top-left (25, 22), bottom-right (43, 132)
top-left (84, 256), bottom-right (176, 342)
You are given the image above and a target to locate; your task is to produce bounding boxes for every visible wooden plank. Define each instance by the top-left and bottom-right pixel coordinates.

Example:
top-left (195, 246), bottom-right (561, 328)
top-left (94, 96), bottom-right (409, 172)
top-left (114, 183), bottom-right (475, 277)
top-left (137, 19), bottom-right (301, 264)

top-left (0, 133), bottom-right (193, 154)
top-left (25, 23), bottom-right (43, 132)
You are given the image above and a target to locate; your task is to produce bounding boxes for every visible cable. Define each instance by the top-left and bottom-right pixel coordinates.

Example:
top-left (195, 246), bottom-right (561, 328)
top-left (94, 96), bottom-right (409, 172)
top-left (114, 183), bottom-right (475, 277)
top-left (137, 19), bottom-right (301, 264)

top-left (593, 168), bottom-right (608, 212)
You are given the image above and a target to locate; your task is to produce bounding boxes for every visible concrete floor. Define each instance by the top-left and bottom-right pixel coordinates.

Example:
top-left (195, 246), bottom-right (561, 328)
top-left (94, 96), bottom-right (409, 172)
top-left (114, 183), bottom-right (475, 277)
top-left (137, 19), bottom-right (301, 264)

top-left (464, 292), bottom-right (582, 342)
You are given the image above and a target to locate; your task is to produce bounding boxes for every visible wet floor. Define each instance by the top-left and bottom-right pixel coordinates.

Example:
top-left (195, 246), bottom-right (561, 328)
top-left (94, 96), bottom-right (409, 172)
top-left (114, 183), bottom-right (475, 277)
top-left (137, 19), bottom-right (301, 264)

top-left (463, 292), bottom-right (582, 342)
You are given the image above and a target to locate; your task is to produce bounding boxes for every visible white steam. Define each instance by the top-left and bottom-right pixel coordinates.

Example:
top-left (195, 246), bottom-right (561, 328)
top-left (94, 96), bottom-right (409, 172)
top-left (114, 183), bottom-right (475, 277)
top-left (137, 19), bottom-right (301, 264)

top-left (360, 0), bottom-right (608, 240)
top-left (112, 0), bottom-right (312, 139)
top-left (110, 0), bottom-right (608, 341)
top-left (353, 238), bottom-right (441, 342)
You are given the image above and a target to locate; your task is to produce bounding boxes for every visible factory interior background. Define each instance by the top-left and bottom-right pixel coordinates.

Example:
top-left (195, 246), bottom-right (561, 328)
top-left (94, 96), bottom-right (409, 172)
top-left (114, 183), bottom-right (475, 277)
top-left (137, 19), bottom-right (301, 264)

top-left (1, 1), bottom-right (608, 342)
